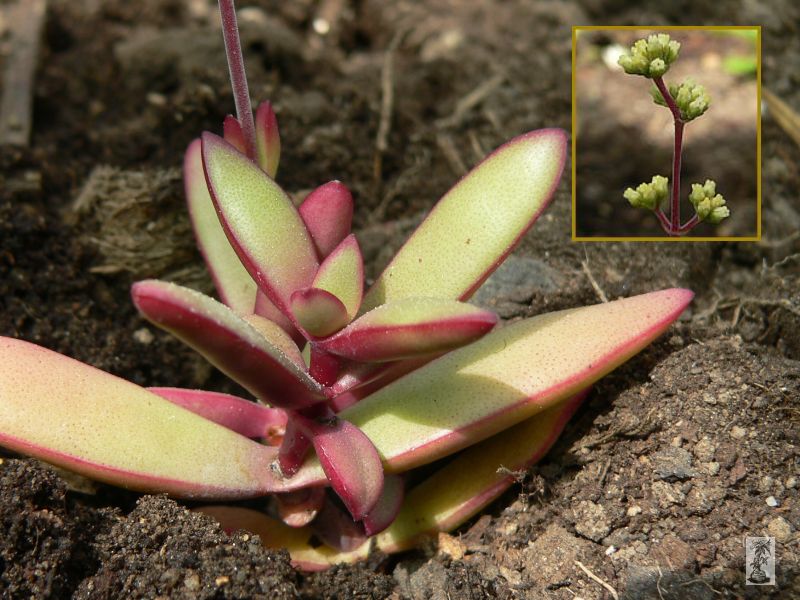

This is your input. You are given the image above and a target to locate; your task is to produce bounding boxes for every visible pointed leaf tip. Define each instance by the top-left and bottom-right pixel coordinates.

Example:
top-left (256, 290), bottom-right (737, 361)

top-left (299, 181), bottom-right (354, 258)
top-left (362, 128), bottom-right (568, 311)
top-left (255, 101), bottom-right (281, 178)
top-left (223, 116), bottom-right (247, 155)
top-left (149, 387), bottom-right (288, 441)
top-left (290, 287), bottom-right (350, 338)
top-left (201, 132), bottom-right (318, 315)
top-left (363, 474), bottom-right (404, 536)
top-left (299, 416), bottom-right (385, 521)
top-left (311, 234), bottom-right (364, 321)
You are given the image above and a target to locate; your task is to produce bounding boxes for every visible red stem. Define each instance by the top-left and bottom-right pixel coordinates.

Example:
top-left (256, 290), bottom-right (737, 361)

top-left (653, 76), bottom-right (686, 236)
top-left (678, 214), bottom-right (700, 235)
top-left (654, 207), bottom-right (671, 232)
top-left (218, 0), bottom-right (257, 159)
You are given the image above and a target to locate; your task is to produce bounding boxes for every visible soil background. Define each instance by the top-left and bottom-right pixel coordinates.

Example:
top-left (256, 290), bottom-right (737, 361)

top-left (1, 0), bottom-right (798, 598)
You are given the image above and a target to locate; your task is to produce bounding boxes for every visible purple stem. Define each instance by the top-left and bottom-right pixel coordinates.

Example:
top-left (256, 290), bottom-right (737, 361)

top-left (653, 76), bottom-right (686, 236)
top-left (218, 0), bottom-right (257, 159)
top-left (678, 214), bottom-right (700, 235)
top-left (654, 207), bottom-right (671, 232)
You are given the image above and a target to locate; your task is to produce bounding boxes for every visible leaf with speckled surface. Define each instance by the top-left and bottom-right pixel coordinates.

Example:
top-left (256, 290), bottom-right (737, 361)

top-left (311, 234), bottom-right (363, 321)
top-left (290, 287), bottom-right (350, 338)
top-left (377, 391), bottom-right (586, 553)
top-left (223, 116), bottom-right (247, 155)
top-left (148, 387), bottom-right (287, 440)
top-left (340, 289), bottom-right (694, 472)
top-left (185, 139), bottom-right (256, 314)
top-left (132, 279), bottom-right (324, 409)
top-left (318, 298), bottom-right (498, 362)
top-left (0, 338), bottom-right (296, 499)
top-left (299, 181), bottom-right (354, 258)
top-left (202, 133), bottom-right (318, 314)
top-left (361, 128), bottom-right (567, 312)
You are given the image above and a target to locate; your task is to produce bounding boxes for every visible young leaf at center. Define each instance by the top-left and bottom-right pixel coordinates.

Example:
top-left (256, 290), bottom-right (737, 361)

top-left (317, 298), bottom-right (498, 362)
top-left (201, 132), bottom-right (318, 315)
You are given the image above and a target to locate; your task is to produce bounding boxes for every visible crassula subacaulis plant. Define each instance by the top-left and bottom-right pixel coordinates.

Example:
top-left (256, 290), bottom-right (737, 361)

top-left (619, 33), bottom-right (729, 236)
top-left (0, 2), bottom-right (694, 569)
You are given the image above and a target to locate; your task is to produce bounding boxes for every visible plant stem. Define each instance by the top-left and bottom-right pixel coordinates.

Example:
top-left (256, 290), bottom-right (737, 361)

top-left (653, 76), bottom-right (686, 236)
top-left (655, 207), bottom-right (671, 232)
top-left (678, 214), bottom-right (700, 235)
top-left (218, 0), bottom-right (257, 159)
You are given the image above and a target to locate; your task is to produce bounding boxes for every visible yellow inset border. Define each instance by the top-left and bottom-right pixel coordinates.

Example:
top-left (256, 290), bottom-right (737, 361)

top-left (571, 25), bottom-right (762, 242)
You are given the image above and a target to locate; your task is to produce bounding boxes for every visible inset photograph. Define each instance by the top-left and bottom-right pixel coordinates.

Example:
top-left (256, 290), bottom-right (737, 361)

top-left (572, 27), bottom-right (760, 240)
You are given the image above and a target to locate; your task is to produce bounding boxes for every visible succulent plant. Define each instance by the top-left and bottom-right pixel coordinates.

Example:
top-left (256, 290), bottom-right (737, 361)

top-left (0, 4), bottom-right (694, 569)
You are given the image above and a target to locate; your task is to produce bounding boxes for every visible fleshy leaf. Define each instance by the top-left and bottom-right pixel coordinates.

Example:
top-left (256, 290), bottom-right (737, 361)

top-left (199, 393), bottom-right (580, 565)
top-left (363, 474), bottom-right (404, 536)
top-left (339, 289), bottom-right (693, 473)
top-left (377, 391), bottom-right (586, 553)
top-left (148, 387), bottom-right (287, 441)
top-left (197, 507), bottom-right (370, 571)
top-left (278, 418), bottom-right (312, 477)
top-left (311, 234), bottom-right (364, 321)
top-left (317, 298), bottom-right (498, 362)
top-left (296, 415), bottom-right (384, 520)
top-left (0, 338), bottom-right (305, 499)
top-left (255, 101), bottom-right (280, 178)
top-left (298, 181), bottom-right (354, 258)
top-left (223, 115), bottom-right (247, 155)
top-left (184, 139), bottom-right (256, 314)
top-left (132, 280), bottom-right (324, 409)
top-left (275, 488), bottom-right (325, 528)
top-left (308, 345), bottom-right (341, 387)
top-left (361, 129), bottom-right (567, 312)
top-left (202, 132), bottom-right (318, 314)
top-left (276, 290), bottom-right (691, 490)
top-left (290, 288), bottom-right (350, 338)
top-left (254, 291), bottom-right (304, 346)
top-left (310, 496), bottom-right (368, 552)
top-left (242, 313), bottom-right (305, 368)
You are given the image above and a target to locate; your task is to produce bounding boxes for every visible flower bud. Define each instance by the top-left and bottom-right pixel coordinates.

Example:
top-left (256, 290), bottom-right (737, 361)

top-left (650, 79), bottom-right (710, 121)
top-left (689, 179), bottom-right (728, 224)
top-left (624, 175), bottom-right (669, 211)
top-left (649, 58), bottom-right (667, 78)
top-left (618, 33), bottom-right (681, 78)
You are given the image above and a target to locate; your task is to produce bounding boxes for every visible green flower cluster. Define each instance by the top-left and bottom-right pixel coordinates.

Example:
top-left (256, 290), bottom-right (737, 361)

top-left (689, 179), bottom-right (729, 224)
top-left (651, 79), bottom-right (710, 121)
top-left (618, 33), bottom-right (680, 78)
top-left (623, 175), bottom-right (669, 211)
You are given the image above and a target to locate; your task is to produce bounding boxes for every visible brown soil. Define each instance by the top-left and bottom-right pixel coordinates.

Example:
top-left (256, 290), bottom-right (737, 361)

top-left (1, 1), bottom-right (798, 598)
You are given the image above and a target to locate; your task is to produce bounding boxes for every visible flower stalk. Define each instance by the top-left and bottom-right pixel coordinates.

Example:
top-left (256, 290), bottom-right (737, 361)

top-left (619, 33), bottom-right (728, 236)
top-left (218, 0), bottom-right (256, 159)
